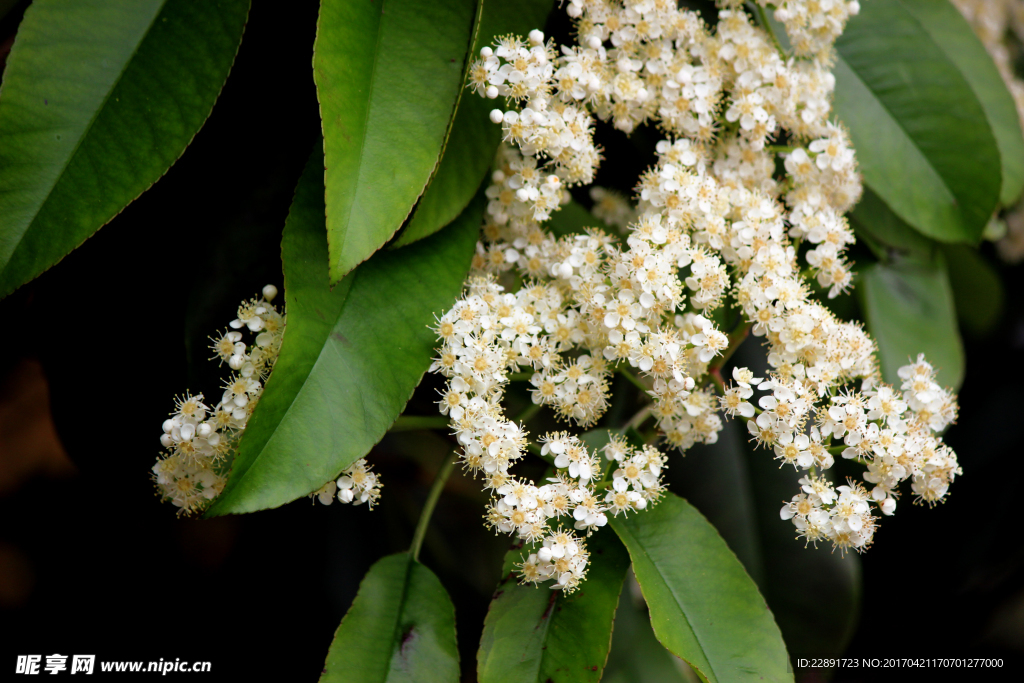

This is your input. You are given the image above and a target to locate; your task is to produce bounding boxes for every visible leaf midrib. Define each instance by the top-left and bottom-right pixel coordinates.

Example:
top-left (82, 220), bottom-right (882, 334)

top-left (0, 0), bottom-right (167, 264)
top-left (381, 554), bottom-right (415, 683)
top-left (527, 588), bottom-right (556, 680)
top-left (614, 519), bottom-right (715, 683)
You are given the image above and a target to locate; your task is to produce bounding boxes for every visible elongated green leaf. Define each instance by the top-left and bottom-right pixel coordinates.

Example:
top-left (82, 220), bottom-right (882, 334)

top-left (899, 0), bottom-right (1024, 206)
top-left (393, 0), bottom-right (554, 249)
top-left (321, 552), bottom-right (460, 683)
top-left (834, 0), bottom-right (1001, 244)
top-left (478, 530), bottom-right (630, 683)
top-left (314, 0), bottom-right (477, 283)
top-left (610, 493), bottom-right (792, 683)
top-left (205, 151), bottom-right (481, 516)
top-left (858, 257), bottom-right (964, 389)
top-left (942, 244), bottom-right (1003, 338)
top-left (0, 0), bottom-right (250, 299)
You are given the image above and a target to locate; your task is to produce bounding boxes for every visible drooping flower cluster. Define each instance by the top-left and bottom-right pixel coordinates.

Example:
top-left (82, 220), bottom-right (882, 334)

top-left (431, 0), bottom-right (962, 570)
top-left (772, 354), bottom-right (960, 552)
top-left (152, 285), bottom-right (285, 515)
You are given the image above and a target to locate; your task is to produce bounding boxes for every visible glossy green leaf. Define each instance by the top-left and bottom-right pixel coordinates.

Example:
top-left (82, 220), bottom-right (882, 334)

top-left (205, 151), bottom-right (480, 516)
top-left (858, 257), bottom-right (964, 389)
top-left (834, 0), bottom-right (1001, 244)
top-left (942, 244), bottom-right (1004, 338)
top-left (393, 0), bottom-right (554, 249)
top-left (0, 0), bottom-right (250, 299)
top-left (610, 493), bottom-right (792, 683)
top-left (478, 530), bottom-right (630, 683)
top-left (899, 0), bottom-right (1024, 206)
top-left (320, 552), bottom-right (460, 683)
top-left (314, 0), bottom-right (477, 283)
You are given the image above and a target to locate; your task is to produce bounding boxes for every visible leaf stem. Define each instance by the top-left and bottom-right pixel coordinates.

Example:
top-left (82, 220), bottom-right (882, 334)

top-left (410, 450), bottom-right (457, 562)
top-left (753, 2), bottom-right (787, 58)
top-left (390, 415), bottom-right (451, 432)
top-left (617, 365), bottom-right (648, 392)
top-left (515, 401), bottom-right (542, 424)
top-left (708, 369), bottom-right (727, 396)
top-left (624, 405), bottom-right (653, 431)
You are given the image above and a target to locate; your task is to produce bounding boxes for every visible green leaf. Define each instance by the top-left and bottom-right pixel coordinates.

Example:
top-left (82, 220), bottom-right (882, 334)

top-left (898, 0), bottom-right (1024, 206)
top-left (833, 0), bottom-right (1001, 244)
top-left (477, 530), bottom-right (630, 683)
top-left (610, 493), bottom-right (792, 683)
top-left (320, 552), bottom-right (460, 683)
top-left (0, 0), bottom-right (250, 299)
top-left (392, 0), bottom-right (555, 249)
top-left (205, 151), bottom-right (481, 516)
top-left (313, 0), bottom-right (477, 283)
top-left (848, 186), bottom-right (937, 263)
top-left (941, 244), bottom-right (1003, 338)
top-left (858, 257), bottom-right (965, 389)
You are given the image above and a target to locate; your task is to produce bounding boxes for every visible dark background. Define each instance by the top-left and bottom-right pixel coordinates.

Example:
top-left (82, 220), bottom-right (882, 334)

top-left (1, 1), bottom-right (1022, 681)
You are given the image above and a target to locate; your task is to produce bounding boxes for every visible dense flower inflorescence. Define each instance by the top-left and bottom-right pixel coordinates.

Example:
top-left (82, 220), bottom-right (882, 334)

top-left (432, 0), bottom-right (962, 582)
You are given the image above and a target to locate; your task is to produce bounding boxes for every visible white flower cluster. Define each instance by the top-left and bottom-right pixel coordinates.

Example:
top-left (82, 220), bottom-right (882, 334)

top-left (954, 0), bottom-right (1024, 263)
top-left (152, 285), bottom-right (285, 515)
top-left (772, 354), bottom-right (960, 552)
top-left (311, 458), bottom-right (382, 508)
top-left (431, 275), bottom-right (672, 592)
top-left (432, 0), bottom-right (962, 569)
top-left (757, 0), bottom-right (861, 58)
top-left (470, 31), bottom-right (600, 186)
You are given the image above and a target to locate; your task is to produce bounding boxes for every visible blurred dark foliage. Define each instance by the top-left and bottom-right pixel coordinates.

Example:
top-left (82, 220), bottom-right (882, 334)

top-left (0, 1), bottom-right (1022, 681)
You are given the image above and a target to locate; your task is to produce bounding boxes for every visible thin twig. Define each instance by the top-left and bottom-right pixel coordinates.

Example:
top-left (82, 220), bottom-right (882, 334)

top-left (617, 365), bottom-right (648, 392)
top-left (624, 405), bottom-right (653, 431)
top-left (390, 415), bottom-right (450, 432)
top-left (410, 451), bottom-right (457, 562)
top-left (753, 2), bottom-right (787, 58)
